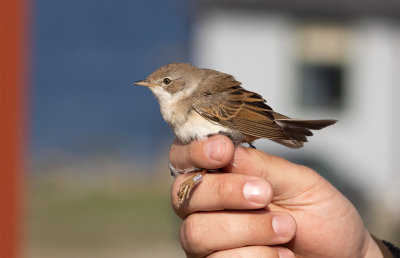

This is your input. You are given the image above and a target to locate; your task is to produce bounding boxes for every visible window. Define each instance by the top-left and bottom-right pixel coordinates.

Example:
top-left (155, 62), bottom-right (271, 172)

top-left (297, 23), bottom-right (348, 111)
top-left (300, 63), bottom-right (344, 109)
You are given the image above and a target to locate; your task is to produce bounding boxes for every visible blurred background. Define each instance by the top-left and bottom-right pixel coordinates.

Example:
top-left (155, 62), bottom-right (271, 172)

top-left (23, 0), bottom-right (400, 257)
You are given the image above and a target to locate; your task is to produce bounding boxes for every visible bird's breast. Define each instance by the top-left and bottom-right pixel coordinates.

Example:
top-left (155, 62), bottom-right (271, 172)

top-left (159, 101), bottom-right (187, 126)
top-left (173, 110), bottom-right (233, 144)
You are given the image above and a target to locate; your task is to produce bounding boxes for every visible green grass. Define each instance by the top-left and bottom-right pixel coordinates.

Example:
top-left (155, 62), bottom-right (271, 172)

top-left (27, 180), bottom-right (181, 249)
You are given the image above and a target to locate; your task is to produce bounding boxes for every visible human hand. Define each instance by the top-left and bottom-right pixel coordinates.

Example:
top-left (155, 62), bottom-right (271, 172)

top-left (170, 135), bottom-right (383, 258)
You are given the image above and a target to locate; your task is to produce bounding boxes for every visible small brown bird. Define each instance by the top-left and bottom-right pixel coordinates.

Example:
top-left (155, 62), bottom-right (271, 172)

top-left (134, 63), bottom-right (336, 207)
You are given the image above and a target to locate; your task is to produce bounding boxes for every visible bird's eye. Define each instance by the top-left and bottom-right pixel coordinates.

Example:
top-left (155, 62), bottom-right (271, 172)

top-left (163, 78), bottom-right (172, 85)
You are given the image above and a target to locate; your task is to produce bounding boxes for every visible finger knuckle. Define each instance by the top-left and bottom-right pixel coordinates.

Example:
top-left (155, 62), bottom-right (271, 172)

top-left (214, 176), bottom-right (236, 204)
top-left (180, 214), bottom-right (204, 252)
top-left (296, 164), bottom-right (315, 175)
top-left (171, 179), bottom-right (181, 204)
top-left (169, 143), bottom-right (177, 162)
top-left (188, 141), bottom-right (205, 166)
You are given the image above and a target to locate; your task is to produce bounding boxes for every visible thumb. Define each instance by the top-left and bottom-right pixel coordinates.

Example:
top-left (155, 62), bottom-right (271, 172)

top-left (224, 147), bottom-right (322, 199)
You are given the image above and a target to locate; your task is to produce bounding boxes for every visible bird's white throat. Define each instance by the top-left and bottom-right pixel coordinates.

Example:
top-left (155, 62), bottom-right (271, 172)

top-left (149, 86), bottom-right (232, 143)
top-left (149, 85), bottom-right (195, 125)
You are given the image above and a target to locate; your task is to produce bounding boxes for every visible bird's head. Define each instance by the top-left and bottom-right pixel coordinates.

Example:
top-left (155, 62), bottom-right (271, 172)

top-left (134, 63), bottom-right (203, 104)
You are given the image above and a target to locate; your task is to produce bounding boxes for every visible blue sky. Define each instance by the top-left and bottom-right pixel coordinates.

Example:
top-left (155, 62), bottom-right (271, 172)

top-left (31, 0), bottom-right (192, 160)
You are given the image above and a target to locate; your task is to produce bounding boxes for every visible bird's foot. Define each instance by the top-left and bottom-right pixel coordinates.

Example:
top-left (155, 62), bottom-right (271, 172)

top-left (177, 169), bottom-right (207, 208)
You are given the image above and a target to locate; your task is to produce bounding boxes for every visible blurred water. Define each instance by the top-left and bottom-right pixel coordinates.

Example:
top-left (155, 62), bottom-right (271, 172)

top-left (31, 0), bottom-right (191, 163)
top-left (27, 2), bottom-right (400, 256)
top-left (28, 3), bottom-right (191, 255)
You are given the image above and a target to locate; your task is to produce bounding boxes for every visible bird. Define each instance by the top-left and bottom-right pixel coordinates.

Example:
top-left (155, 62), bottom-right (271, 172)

top-left (134, 63), bottom-right (337, 207)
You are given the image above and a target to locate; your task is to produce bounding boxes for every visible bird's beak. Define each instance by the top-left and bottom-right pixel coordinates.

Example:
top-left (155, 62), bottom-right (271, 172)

top-left (133, 80), bottom-right (157, 87)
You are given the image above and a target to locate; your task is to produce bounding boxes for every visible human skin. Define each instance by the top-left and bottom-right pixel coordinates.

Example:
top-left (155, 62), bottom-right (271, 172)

top-left (169, 135), bottom-right (383, 258)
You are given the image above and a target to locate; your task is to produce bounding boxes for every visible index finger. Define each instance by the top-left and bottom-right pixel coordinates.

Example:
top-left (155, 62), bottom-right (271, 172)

top-left (224, 146), bottom-right (323, 199)
top-left (169, 135), bottom-right (235, 171)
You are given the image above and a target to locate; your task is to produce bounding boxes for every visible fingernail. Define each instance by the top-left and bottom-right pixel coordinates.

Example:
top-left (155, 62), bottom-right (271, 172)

top-left (278, 248), bottom-right (295, 258)
top-left (272, 215), bottom-right (294, 238)
top-left (243, 179), bottom-right (270, 205)
top-left (205, 137), bottom-right (226, 161)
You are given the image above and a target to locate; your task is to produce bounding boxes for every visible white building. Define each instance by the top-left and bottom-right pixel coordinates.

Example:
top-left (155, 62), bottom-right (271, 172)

top-left (190, 0), bottom-right (400, 238)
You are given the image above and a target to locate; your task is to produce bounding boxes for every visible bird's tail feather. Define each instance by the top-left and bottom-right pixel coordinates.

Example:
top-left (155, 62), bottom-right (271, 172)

top-left (273, 119), bottom-right (337, 148)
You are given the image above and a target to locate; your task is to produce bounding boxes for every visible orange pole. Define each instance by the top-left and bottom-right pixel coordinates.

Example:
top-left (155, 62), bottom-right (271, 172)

top-left (0, 0), bottom-right (27, 257)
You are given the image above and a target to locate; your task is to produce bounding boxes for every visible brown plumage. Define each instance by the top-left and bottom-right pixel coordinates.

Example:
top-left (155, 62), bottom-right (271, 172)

top-left (191, 69), bottom-right (336, 148)
top-left (135, 63), bottom-right (337, 149)
top-left (134, 63), bottom-right (337, 206)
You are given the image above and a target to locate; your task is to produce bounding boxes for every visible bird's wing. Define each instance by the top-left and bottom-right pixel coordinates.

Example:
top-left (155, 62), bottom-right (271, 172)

top-left (192, 85), bottom-right (245, 121)
top-left (192, 85), bottom-right (289, 140)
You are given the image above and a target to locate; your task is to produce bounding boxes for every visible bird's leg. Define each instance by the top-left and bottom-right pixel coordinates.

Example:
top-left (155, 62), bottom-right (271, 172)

top-left (177, 168), bottom-right (207, 208)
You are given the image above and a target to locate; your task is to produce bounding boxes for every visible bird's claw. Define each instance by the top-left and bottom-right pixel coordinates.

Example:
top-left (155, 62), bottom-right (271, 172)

top-left (177, 169), bottom-right (207, 208)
